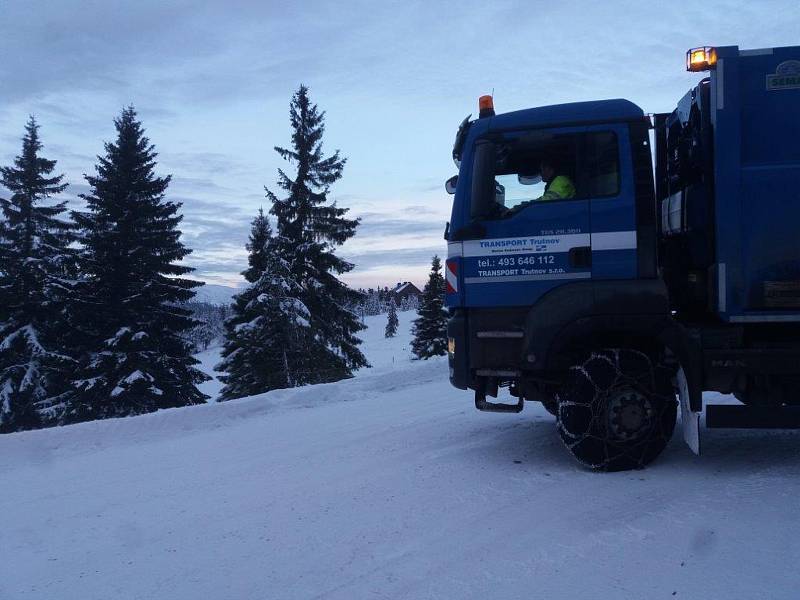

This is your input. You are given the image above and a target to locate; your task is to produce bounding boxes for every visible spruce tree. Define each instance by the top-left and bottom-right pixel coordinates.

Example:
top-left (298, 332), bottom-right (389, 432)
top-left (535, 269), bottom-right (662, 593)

top-left (0, 117), bottom-right (75, 432)
top-left (216, 209), bottom-right (310, 400)
top-left (385, 297), bottom-right (399, 338)
top-left (65, 106), bottom-right (208, 422)
top-left (266, 84), bottom-right (368, 385)
top-left (411, 256), bottom-right (448, 359)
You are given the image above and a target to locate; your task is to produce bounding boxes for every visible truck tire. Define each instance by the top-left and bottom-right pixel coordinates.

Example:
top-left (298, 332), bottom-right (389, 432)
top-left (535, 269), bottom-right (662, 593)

top-left (556, 349), bottom-right (677, 471)
top-left (542, 399), bottom-right (558, 416)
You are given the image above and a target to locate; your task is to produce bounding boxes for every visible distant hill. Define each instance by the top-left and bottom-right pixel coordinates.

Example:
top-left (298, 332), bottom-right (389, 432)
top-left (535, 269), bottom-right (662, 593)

top-left (191, 283), bottom-right (239, 306)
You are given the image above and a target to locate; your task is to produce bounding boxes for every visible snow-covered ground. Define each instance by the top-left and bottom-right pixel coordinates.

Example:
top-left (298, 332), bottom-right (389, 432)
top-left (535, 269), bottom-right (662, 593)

top-left (193, 311), bottom-right (415, 402)
top-left (3, 311), bottom-right (800, 599)
top-left (194, 345), bottom-right (225, 400)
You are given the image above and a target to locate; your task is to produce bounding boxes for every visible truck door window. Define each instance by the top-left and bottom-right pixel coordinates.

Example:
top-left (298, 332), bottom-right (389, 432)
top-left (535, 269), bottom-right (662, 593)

top-left (470, 131), bottom-right (619, 220)
top-left (584, 132), bottom-right (620, 198)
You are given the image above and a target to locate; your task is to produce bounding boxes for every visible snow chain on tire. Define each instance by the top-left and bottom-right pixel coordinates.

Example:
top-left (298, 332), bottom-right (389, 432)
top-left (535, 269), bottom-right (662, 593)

top-left (556, 348), bottom-right (677, 472)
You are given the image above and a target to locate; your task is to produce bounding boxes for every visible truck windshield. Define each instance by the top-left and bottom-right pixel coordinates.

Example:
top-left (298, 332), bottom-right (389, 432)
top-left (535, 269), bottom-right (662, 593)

top-left (470, 130), bottom-right (619, 219)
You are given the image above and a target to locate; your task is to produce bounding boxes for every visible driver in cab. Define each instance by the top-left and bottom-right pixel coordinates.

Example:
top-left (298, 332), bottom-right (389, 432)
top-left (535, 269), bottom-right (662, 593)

top-left (508, 158), bottom-right (576, 215)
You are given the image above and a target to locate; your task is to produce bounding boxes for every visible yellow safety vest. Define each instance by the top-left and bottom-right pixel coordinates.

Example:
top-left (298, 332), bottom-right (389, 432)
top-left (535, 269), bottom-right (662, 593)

top-left (508, 175), bottom-right (577, 215)
top-left (539, 175), bottom-right (576, 201)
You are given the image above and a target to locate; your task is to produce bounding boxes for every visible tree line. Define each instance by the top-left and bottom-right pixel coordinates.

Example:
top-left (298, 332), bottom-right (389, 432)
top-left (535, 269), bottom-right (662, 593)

top-left (353, 287), bottom-right (419, 319)
top-left (0, 86), bottom-right (369, 430)
top-left (0, 107), bottom-right (208, 432)
top-left (0, 84), bottom-right (448, 432)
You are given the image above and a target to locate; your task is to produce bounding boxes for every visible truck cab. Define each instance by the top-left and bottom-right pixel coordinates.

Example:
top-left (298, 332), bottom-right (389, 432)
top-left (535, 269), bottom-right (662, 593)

top-left (445, 45), bottom-right (800, 471)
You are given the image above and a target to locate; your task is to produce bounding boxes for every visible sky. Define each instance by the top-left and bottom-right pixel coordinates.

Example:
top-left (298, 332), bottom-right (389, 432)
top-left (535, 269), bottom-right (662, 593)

top-left (1, 0), bottom-right (798, 289)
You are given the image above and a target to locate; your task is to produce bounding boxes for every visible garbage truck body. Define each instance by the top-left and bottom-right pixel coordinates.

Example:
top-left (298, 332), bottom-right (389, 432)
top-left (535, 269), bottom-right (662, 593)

top-left (444, 45), bottom-right (800, 470)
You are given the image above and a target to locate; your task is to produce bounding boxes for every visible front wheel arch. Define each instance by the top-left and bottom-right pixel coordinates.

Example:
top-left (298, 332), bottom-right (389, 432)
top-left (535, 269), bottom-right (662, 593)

top-left (538, 317), bottom-right (703, 413)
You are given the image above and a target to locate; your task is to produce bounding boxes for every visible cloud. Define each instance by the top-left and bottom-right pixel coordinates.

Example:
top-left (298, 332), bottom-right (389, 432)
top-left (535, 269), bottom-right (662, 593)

top-left (343, 245), bottom-right (445, 273)
top-left (45, 145), bottom-right (97, 170)
top-left (399, 205), bottom-right (441, 216)
top-left (0, 2), bottom-right (224, 105)
top-left (159, 152), bottom-right (255, 177)
top-left (354, 214), bottom-right (446, 239)
top-left (0, 1), bottom-right (412, 109)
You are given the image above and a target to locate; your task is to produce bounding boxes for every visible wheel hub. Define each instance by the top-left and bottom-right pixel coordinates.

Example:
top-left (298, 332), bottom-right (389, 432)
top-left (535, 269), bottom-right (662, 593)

top-left (608, 390), bottom-right (653, 441)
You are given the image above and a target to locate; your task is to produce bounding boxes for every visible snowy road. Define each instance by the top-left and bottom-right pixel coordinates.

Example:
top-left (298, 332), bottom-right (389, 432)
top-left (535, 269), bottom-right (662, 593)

top-left (2, 313), bottom-right (800, 599)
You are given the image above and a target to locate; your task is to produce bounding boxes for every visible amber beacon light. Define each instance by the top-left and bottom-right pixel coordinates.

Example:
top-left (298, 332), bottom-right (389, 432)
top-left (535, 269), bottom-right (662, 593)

top-left (478, 95), bottom-right (495, 118)
top-left (686, 46), bottom-right (717, 72)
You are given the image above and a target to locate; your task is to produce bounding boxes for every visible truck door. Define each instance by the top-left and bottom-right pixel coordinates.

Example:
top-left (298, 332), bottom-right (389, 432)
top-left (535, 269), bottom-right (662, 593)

top-left (461, 127), bottom-right (592, 308)
top-left (582, 127), bottom-right (637, 279)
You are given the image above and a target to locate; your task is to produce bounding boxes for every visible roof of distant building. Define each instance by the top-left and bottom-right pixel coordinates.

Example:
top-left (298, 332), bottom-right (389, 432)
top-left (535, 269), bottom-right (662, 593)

top-left (391, 281), bottom-right (421, 295)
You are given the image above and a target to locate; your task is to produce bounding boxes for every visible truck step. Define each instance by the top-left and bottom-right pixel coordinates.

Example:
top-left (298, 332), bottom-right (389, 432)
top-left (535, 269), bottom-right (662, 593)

top-left (706, 404), bottom-right (800, 429)
top-left (474, 379), bottom-right (524, 413)
top-left (475, 393), bottom-right (524, 413)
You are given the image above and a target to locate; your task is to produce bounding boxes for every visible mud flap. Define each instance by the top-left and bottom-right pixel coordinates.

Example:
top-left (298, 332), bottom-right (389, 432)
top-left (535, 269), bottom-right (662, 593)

top-left (676, 368), bottom-right (700, 455)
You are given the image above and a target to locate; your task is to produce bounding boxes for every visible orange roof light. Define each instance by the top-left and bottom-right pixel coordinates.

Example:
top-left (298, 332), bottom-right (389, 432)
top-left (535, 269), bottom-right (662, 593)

top-left (478, 95), bottom-right (495, 118)
top-left (687, 46), bottom-right (717, 72)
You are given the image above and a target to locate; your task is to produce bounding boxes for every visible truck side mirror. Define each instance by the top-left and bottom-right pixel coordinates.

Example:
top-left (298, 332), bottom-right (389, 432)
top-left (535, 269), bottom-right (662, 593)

top-left (445, 175), bottom-right (458, 194)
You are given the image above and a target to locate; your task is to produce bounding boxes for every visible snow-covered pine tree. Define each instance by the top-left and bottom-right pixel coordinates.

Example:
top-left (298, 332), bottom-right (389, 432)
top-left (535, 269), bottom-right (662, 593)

top-left (216, 209), bottom-right (310, 400)
top-left (266, 85), bottom-right (368, 384)
top-left (0, 117), bottom-right (75, 432)
top-left (65, 106), bottom-right (208, 422)
top-left (411, 256), bottom-right (448, 359)
top-left (358, 289), bottom-right (385, 316)
top-left (385, 297), bottom-right (399, 338)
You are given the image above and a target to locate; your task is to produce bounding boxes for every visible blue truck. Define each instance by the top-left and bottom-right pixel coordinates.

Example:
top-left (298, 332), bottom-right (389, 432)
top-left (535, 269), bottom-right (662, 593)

top-left (444, 45), bottom-right (800, 471)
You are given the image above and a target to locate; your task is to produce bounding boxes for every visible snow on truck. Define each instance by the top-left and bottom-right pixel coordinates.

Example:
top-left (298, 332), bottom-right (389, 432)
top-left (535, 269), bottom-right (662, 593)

top-left (444, 45), bottom-right (800, 471)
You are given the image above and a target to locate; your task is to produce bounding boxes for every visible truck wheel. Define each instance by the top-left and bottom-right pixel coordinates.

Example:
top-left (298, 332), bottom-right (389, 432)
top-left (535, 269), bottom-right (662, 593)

top-left (556, 349), bottom-right (677, 471)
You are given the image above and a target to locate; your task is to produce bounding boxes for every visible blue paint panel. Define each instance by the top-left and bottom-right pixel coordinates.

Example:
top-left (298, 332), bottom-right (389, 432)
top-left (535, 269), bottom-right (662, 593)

top-left (591, 249), bottom-right (637, 280)
top-left (480, 200), bottom-right (590, 239)
top-left (588, 123), bottom-right (638, 280)
top-left (738, 50), bottom-right (800, 166)
top-left (711, 47), bottom-right (744, 316)
top-left (739, 169), bottom-right (800, 309)
top-left (462, 279), bottom-right (583, 308)
top-left (488, 100), bottom-right (643, 132)
top-left (464, 199), bottom-right (590, 308)
top-left (711, 45), bottom-right (800, 318)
